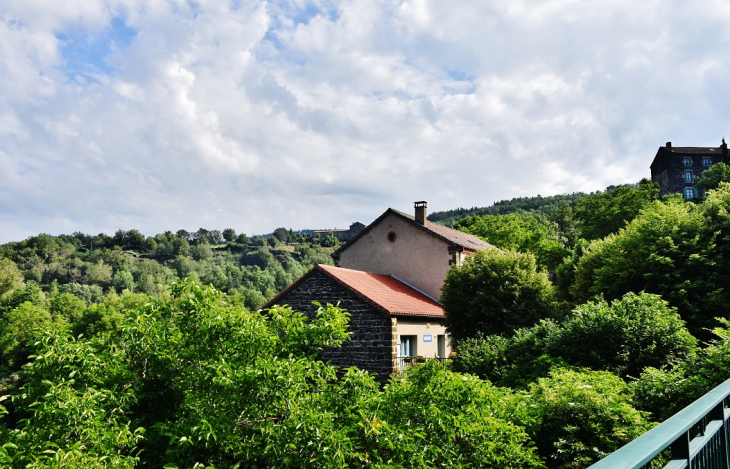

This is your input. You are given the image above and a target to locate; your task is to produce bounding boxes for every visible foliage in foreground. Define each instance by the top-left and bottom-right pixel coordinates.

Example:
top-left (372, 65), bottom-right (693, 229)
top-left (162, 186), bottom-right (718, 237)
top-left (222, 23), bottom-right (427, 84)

top-left (632, 318), bottom-right (730, 421)
top-left (0, 279), bottom-right (545, 468)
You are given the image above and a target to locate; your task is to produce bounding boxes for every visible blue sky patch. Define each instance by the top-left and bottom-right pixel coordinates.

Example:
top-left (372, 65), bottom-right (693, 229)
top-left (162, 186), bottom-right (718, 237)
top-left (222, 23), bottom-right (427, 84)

top-left (56, 17), bottom-right (137, 83)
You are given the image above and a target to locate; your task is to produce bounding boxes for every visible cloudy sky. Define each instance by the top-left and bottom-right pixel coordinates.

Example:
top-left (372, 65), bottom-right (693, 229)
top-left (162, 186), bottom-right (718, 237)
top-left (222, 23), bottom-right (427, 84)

top-left (2, 0), bottom-right (730, 243)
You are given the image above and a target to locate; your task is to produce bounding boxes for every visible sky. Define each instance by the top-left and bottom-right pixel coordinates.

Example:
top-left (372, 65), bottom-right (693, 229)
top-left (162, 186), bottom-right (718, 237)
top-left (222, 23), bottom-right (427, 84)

top-left (2, 0), bottom-right (730, 243)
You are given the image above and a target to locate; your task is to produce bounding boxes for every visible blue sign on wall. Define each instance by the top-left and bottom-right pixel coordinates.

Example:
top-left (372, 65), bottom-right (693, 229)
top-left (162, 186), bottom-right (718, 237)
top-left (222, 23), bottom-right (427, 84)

top-left (423, 334), bottom-right (433, 342)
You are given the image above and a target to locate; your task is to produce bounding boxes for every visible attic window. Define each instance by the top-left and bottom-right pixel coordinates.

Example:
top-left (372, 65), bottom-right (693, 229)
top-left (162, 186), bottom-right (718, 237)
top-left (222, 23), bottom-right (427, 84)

top-left (387, 231), bottom-right (397, 243)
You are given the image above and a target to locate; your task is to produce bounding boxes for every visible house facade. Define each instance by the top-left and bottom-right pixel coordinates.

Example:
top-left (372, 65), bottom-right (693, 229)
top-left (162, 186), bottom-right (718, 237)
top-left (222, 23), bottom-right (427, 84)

top-left (262, 264), bottom-right (451, 385)
top-left (650, 140), bottom-right (728, 198)
top-left (263, 202), bottom-right (492, 383)
top-left (332, 201), bottom-right (492, 300)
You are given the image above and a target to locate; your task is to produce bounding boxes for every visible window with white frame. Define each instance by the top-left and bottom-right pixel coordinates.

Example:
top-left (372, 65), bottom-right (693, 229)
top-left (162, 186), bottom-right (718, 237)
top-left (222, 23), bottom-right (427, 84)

top-left (684, 170), bottom-right (694, 183)
top-left (684, 187), bottom-right (695, 199)
top-left (703, 157), bottom-right (712, 166)
top-left (683, 157), bottom-right (692, 166)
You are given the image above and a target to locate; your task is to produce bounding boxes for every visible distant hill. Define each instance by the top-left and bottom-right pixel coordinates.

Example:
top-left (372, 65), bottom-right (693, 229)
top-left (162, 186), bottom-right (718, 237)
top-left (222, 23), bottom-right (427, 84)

top-left (428, 192), bottom-right (588, 225)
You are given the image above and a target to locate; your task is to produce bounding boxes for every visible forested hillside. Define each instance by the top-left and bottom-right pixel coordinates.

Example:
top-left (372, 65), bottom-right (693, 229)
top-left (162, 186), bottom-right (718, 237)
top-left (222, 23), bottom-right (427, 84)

top-left (427, 192), bottom-right (588, 225)
top-left (3, 173), bottom-right (730, 467)
top-left (0, 228), bottom-right (338, 314)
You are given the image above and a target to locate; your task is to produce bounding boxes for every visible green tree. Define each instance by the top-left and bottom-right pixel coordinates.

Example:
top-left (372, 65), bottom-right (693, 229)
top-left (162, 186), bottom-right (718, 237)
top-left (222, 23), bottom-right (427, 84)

top-left (524, 369), bottom-right (652, 468)
top-left (452, 293), bottom-right (696, 387)
top-left (573, 180), bottom-right (659, 240)
top-left (222, 228), bottom-right (236, 242)
top-left (49, 292), bottom-right (86, 323)
top-left (442, 248), bottom-right (556, 341)
top-left (571, 188), bottom-right (730, 337)
top-left (633, 317), bottom-right (730, 421)
top-left (0, 301), bottom-right (53, 369)
top-left (273, 227), bottom-right (288, 243)
top-left (0, 257), bottom-right (24, 300)
top-left (371, 361), bottom-right (544, 468)
top-left (112, 269), bottom-right (135, 292)
top-left (454, 211), bottom-right (570, 270)
top-left (553, 293), bottom-right (696, 378)
top-left (696, 162), bottom-right (730, 194)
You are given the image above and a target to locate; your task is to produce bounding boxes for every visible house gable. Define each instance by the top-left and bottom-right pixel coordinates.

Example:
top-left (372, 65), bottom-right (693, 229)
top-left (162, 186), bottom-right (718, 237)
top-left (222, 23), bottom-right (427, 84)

top-left (331, 206), bottom-right (492, 300)
top-left (261, 267), bottom-right (395, 385)
top-left (262, 264), bottom-right (451, 384)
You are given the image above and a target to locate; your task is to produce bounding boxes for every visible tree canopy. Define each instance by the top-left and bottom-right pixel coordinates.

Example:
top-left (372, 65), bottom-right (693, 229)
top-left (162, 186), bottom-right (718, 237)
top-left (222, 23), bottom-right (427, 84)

top-left (442, 248), bottom-right (557, 341)
top-left (570, 184), bottom-right (730, 337)
top-left (572, 179), bottom-right (660, 241)
top-left (453, 211), bottom-right (570, 271)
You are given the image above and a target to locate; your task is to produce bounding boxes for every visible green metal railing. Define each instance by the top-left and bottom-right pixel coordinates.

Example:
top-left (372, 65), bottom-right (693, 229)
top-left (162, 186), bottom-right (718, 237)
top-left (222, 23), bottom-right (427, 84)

top-left (590, 378), bottom-right (730, 469)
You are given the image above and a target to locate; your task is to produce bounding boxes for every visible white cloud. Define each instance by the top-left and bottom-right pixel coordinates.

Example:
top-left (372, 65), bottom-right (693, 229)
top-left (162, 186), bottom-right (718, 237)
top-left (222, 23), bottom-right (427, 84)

top-left (1, 0), bottom-right (730, 242)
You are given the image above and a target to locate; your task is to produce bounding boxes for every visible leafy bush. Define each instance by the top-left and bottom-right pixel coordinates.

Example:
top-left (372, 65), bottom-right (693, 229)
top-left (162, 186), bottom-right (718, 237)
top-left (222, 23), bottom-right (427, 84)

top-left (451, 293), bottom-right (697, 386)
top-left (633, 318), bottom-right (730, 421)
top-left (524, 368), bottom-right (653, 468)
top-left (442, 248), bottom-right (557, 340)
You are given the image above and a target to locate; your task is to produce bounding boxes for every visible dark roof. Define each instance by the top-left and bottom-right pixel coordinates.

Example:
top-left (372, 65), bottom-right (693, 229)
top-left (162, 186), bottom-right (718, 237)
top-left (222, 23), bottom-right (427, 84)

top-left (332, 207), bottom-right (493, 259)
top-left (656, 146), bottom-right (722, 155)
top-left (262, 264), bottom-right (445, 318)
top-left (651, 144), bottom-right (727, 171)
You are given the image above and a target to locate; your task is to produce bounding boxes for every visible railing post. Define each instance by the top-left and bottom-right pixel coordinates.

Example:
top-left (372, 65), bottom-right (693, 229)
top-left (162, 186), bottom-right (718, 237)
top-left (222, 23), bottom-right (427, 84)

top-left (710, 401), bottom-right (730, 469)
top-left (671, 431), bottom-right (691, 469)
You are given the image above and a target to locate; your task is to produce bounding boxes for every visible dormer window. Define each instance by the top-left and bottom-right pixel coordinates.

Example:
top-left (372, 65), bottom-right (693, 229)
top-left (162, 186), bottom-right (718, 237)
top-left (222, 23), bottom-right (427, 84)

top-left (683, 157), bottom-right (692, 166)
top-left (703, 157), bottom-right (712, 166)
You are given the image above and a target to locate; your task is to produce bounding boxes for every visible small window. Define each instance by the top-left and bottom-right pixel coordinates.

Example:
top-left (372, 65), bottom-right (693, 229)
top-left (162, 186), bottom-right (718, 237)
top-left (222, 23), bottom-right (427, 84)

top-left (683, 157), bottom-right (692, 166)
top-left (399, 335), bottom-right (416, 357)
top-left (684, 170), bottom-right (693, 183)
top-left (703, 157), bottom-right (712, 166)
top-left (684, 187), bottom-right (695, 199)
top-left (387, 231), bottom-right (397, 243)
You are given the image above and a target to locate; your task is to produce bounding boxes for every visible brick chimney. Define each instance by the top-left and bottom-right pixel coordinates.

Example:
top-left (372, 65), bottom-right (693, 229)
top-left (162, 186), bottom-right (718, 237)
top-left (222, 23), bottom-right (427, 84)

top-left (414, 201), bottom-right (427, 225)
top-left (666, 142), bottom-right (672, 148)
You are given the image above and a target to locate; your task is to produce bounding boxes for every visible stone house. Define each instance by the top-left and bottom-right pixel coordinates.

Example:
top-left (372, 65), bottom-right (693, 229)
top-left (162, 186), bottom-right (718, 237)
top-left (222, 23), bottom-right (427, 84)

top-left (650, 140), bottom-right (728, 198)
top-left (263, 202), bottom-right (493, 383)
top-left (263, 264), bottom-right (449, 384)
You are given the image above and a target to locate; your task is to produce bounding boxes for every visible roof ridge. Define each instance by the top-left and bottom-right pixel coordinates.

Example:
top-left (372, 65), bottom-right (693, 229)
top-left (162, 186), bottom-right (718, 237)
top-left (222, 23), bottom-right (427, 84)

top-left (332, 207), bottom-right (493, 259)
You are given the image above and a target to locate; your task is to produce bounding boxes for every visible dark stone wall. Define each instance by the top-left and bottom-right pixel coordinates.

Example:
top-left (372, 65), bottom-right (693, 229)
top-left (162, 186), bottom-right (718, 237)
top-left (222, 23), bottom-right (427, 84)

top-left (652, 153), bottom-right (722, 197)
top-left (273, 270), bottom-right (396, 385)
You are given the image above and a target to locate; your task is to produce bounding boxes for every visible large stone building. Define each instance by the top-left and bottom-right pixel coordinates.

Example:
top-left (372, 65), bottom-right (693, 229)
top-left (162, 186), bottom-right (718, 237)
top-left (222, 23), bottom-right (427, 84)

top-left (650, 140), bottom-right (728, 198)
top-left (263, 201), bottom-right (493, 384)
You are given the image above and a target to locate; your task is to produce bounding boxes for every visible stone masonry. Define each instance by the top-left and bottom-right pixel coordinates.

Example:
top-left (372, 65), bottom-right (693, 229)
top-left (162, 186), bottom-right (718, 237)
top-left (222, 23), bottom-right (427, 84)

top-left (272, 269), bottom-right (396, 385)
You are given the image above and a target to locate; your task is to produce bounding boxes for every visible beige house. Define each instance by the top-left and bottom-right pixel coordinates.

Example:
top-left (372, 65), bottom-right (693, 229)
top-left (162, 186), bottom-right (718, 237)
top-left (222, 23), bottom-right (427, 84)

top-left (332, 201), bottom-right (492, 300)
top-left (264, 202), bottom-right (492, 383)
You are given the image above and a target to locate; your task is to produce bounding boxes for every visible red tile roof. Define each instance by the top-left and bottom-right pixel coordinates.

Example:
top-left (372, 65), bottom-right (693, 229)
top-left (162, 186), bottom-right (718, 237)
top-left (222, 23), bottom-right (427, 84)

top-left (264, 264), bottom-right (446, 318)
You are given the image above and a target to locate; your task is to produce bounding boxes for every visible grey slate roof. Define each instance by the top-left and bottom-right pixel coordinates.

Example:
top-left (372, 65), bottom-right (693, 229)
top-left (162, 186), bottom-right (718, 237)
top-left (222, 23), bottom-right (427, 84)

top-left (656, 146), bottom-right (722, 155)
